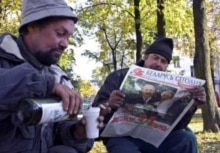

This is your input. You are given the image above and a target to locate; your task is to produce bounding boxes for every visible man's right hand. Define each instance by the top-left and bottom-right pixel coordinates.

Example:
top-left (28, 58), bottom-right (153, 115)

top-left (52, 83), bottom-right (82, 115)
top-left (108, 90), bottom-right (125, 109)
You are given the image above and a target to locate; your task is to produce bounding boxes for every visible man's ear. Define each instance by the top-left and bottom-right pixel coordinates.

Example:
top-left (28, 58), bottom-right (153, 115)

top-left (143, 54), bottom-right (148, 60)
top-left (26, 23), bottom-right (37, 33)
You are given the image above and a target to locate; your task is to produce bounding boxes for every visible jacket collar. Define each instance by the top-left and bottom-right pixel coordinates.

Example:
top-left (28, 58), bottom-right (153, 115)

top-left (136, 59), bottom-right (145, 67)
top-left (0, 33), bottom-right (45, 70)
top-left (16, 36), bottom-right (44, 70)
top-left (0, 33), bottom-right (24, 61)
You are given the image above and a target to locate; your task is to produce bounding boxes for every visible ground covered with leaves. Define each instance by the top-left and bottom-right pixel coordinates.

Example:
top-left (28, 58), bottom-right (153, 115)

top-left (89, 109), bottom-right (220, 153)
top-left (189, 112), bottom-right (220, 153)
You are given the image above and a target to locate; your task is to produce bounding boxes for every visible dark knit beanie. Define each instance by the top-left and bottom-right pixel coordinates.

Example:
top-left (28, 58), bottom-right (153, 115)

top-left (144, 37), bottom-right (173, 63)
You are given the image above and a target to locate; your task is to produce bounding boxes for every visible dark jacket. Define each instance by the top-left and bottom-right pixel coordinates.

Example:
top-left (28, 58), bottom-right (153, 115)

top-left (0, 33), bottom-right (93, 153)
top-left (92, 60), bottom-right (197, 136)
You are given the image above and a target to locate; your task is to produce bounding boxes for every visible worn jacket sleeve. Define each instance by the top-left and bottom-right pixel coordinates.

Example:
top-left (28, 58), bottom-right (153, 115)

top-left (54, 119), bottom-right (94, 153)
top-left (0, 62), bottom-right (55, 113)
top-left (92, 69), bottom-right (128, 124)
top-left (173, 105), bottom-right (197, 131)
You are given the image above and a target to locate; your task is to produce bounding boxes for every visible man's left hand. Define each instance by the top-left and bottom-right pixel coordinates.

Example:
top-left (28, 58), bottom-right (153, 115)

top-left (72, 115), bottom-right (104, 140)
top-left (191, 86), bottom-right (206, 106)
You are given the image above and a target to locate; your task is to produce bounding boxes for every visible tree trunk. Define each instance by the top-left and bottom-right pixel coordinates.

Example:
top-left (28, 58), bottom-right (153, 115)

top-left (193, 0), bottom-right (220, 132)
top-left (157, 0), bottom-right (166, 37)
top-left (134, 0), bottom-right (142, 62)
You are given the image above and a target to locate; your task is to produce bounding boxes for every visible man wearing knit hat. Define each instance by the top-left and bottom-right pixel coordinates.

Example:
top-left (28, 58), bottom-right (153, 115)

top-left (92, 37), bottom-right (206, 153)
top-left (0, 0), bottom-right (104, 153)
top-left (144, 37), bottom-right (173, 64)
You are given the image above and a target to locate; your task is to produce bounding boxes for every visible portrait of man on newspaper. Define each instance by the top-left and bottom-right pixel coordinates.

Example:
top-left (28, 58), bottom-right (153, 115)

top-left (119, 79), bottom-right (158, 108)
top-left (120, 78), bottom-right (192, 126)
top-left (119, 79), bottom-right (171, 117)
top-left (92, 37), bottom-right (206, 153)
top-left (118, 79), bottom-right (161, 117)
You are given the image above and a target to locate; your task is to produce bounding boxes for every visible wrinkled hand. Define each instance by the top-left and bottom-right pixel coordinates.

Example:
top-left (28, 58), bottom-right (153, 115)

top-left (52, 83), bottom-right (82, 115)
top-left (73, 115), bottom-right (104, 140)
top-left (108, 90), bottom-right (125, 109)
top-left (190, 86), bottom-right (206, 106)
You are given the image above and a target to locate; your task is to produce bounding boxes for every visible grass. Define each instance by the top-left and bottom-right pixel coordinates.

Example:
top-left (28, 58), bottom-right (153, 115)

top-left (89, 109), bottom-right (220, 153)
top-left (189, 109), bottom-right (220, 153)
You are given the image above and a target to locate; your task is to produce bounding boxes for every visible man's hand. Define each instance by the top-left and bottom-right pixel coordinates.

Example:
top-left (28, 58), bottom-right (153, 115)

top-left (108, 90), bottom-right (125, 109)
top-left (52, 83), bottom-right (82, 115)
top-left (191, 86), bottom-right (206, 107)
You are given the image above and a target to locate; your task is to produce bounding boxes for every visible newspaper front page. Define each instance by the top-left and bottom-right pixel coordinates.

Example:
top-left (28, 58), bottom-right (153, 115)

top-left (101, 65), bottom-right (205, 147)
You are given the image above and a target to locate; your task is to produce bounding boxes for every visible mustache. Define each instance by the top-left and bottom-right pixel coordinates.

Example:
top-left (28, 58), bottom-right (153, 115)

top-left (49, 46), bottom-right (65, 53)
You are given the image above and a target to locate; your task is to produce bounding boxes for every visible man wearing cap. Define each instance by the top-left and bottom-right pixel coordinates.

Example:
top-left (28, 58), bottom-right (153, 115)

top-left (0, 0), bottom-right (104, 153)
top-left (92, 37), bottom-right (206, 153)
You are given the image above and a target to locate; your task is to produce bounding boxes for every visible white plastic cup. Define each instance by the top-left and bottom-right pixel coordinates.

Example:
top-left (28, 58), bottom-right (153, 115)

top-left (82, 107), bottom-right (100, 138)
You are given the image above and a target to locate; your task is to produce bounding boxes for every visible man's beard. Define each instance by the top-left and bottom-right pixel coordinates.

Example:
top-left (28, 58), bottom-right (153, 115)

top-left (34, 48), bottom-right (62, 66)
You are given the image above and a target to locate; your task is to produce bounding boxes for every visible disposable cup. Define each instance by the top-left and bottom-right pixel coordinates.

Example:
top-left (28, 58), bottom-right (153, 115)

top-left (82, 107), bottom-right (100, 138)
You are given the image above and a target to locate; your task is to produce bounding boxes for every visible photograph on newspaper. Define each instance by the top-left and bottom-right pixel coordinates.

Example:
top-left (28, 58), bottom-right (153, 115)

top-left (100, 64), bottom-right (205, 147)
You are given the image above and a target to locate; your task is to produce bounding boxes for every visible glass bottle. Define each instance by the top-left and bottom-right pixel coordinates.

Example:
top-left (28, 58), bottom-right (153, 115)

top-left (16, 97), bottom-right (82, 125)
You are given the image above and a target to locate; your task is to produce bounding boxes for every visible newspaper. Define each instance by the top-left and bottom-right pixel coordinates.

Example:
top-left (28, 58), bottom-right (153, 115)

top-left (100, 64), bottom-right (205, 147)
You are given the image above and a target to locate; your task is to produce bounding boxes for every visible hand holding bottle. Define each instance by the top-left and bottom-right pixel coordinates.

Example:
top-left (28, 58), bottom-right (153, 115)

top-left (17, 83), bottom-right (87, 125)
top-left (52, 83), bottom-right (82, 115)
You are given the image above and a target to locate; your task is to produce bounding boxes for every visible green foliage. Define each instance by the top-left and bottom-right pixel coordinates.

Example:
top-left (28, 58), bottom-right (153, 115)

top-left (73, 0), bottom-right (198, 80)
top-left (59, 48), bottom-right (76, 70)
top-left (74, 0), bottom-right (138, 74)
top-left (205, 1), bottom-right (220, 70)
top-left (78, 79), bottom-right (99, 98)
top-left (0, 0), bottom-right (22, 35)
top-left (91, 66), bottom-right (110, 84)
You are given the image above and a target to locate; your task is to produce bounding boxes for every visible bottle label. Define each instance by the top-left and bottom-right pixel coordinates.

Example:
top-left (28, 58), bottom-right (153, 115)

top-left (39, 103), bottom-right (68, 124)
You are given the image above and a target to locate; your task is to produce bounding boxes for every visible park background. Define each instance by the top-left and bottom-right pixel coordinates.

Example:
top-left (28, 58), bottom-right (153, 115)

top-left (1, 0), bottom-right (220, 152)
